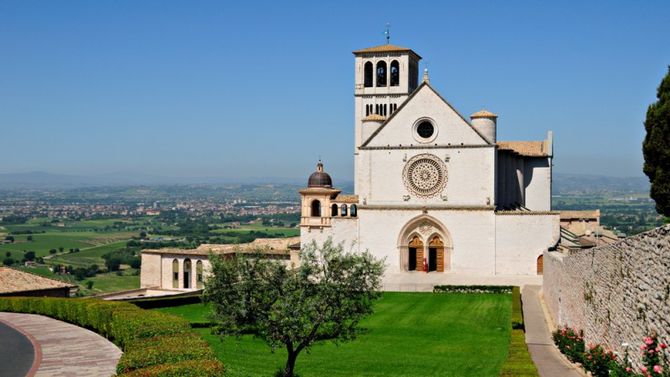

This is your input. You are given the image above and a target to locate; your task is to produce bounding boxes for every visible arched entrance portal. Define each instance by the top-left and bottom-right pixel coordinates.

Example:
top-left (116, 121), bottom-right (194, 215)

top-left (536, 255), bottom-right (543, 275)
top-left (398, 215), bottom-right (452, 273)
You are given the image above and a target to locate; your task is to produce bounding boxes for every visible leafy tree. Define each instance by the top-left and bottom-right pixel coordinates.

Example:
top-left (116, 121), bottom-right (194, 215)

top-left (139, 231), bottom-right (147, 239)
top-left (105, 257), bottom-right (122, 272)
top-left (58, 247), bottom-right (64, 253)
top-left (24, 251), bottom-right (35, 261)
top-left (4, 235), bottom-right (14, 243)
top-left (86, 280), bottom-right (94, 290)
top-left (204, 240), bottom-right (385, 377)
top-left (3, 257), bottom-right (15, 266)
top-left (5, 251), bottom-right (10, 258)
top-left (643, 66), bottom-right (670, 216)
top-left (49, 248), bottom-right (57, 255)
top-left (26, 235), bottom-right (33, 241)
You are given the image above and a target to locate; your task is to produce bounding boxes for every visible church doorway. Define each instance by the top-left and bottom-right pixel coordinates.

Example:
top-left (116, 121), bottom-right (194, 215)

top-left (408, 236), bottom-right (423, 271)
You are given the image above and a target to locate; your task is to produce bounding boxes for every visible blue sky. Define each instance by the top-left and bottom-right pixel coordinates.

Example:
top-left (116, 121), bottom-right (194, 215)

top-left (1, 1), bottom-right (668, 182)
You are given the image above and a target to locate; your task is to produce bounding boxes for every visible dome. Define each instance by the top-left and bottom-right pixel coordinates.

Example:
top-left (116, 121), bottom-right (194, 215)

top-left (308, 162), bottom-right (333, 188)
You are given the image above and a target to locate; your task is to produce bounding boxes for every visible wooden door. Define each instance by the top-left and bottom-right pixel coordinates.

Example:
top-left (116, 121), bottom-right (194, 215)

top-left (537, 255), bottom-right (543, 275)
top-left (409, 236), bottom-right (424, 272)
top-left (430, 236), bottom-right (445, 272)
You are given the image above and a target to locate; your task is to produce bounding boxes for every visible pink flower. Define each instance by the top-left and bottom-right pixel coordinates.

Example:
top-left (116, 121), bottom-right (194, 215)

top-left (641, 344), bottom-right (648, 350)
top-left (660, 343), bottom-right (668, 349)
top-left (641, 366), bottom-right (648, 372)
top-left (653, 365), bottom-right (663, 373)
top-left (626, 367), bottom-right (631, 372)
top-left (645, 337), bottom-right (654, 345)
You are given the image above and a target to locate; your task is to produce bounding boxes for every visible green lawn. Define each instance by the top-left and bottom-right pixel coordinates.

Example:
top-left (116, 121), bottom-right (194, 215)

top-left (83, 269), bottom-right (140, 295)
top-left (156, 292), bottom-right (512, 377)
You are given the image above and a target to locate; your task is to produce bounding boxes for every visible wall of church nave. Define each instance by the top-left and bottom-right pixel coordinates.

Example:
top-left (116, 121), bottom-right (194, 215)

top-left (543, 225), bottom-right (670, 368)
top-left (300, 218), bottom-right (359, 252)
top-left (494, 213), bottom-right (559, 275)
top-left (159, 255), bottom-right (210, 291)
top-left (357, 147), bottom-right (495, 206)
top-left (140, 253), bottom-right (162, 288)
top-left (357, 209), bottom-right (496, 274)
top-left (523, 158), bottom-right (552, 211)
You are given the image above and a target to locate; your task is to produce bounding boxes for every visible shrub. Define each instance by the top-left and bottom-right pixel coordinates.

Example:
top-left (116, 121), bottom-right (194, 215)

top-left (119, 359), bottom-right (224, 377)
top-left (117, 334), bottom-right (215, 373)
top-left (552, 326), bottom-right (585, 364)
top-left (583, 344), bottom-right (616, 377)
top-left (433, 285), bottom-right (514, 294)
top-left (0, 297), bottom-right (222, 376)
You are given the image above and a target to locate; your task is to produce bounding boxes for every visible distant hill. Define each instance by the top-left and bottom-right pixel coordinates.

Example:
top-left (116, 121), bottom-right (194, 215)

top-left (0, 171), bottom-right (647, 196)
top-left (553, 173), bottom-right (650, 195)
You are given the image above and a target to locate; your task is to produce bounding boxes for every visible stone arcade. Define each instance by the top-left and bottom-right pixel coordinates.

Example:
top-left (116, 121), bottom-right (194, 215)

top-left (299, 43), bottom-right (560, 289)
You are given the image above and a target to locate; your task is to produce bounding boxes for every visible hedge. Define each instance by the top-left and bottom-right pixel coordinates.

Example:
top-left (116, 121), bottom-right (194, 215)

top-left (433, 285), bottom-right (514, 294)
top-left (0, 297), bottom-right (224, 376)
top-left (498, 287), bottom-right (539, 377)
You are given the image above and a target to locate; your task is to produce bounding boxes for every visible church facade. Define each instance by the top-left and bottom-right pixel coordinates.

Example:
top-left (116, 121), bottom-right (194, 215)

top-left (299, 43), bottom-right (560, 282)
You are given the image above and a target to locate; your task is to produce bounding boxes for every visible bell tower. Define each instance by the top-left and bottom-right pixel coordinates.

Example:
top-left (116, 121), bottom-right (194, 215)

top-left (352, 42), bottom-right (421, 194)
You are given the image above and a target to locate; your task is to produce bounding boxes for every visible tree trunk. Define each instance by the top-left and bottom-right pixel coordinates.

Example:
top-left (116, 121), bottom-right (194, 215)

top-left (284, 351), bottom-right (298, 377)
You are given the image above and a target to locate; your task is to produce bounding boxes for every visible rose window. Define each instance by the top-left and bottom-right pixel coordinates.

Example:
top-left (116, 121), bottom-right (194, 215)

top-left (403, 154), bottom-right (448, 198)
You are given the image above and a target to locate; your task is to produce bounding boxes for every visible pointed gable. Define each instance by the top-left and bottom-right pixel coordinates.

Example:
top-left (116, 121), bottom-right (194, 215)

top-left (361, 83), bottom-right (490, 147)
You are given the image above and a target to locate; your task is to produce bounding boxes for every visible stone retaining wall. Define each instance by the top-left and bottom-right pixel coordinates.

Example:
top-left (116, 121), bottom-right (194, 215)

top-left (543, 225), bottom-right (670, 366)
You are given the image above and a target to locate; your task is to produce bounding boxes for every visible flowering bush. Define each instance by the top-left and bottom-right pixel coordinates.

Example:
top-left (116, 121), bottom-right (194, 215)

top-left (583, 344), bottom-right (617, 377)
top-left (552, 326), bottom-right (585, 363)
top-left (639, 334), bottom-right (669, 377)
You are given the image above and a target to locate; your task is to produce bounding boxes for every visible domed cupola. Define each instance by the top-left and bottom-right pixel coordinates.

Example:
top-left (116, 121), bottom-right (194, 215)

top-left (308, 162), bottom-right (333, 188)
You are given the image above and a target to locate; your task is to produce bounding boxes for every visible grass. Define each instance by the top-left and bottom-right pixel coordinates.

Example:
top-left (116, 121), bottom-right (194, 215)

top-left (0, 231), bottom-right (134, 258)
top-left (49, 240), bottom-right (128, 267)
top-left (83, 269), bottom-right (140, 295)
top-left (156, 292), bottom-right (512, 377)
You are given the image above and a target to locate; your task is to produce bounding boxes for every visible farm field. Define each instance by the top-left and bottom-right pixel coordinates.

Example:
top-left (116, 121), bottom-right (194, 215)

top-left (156, 292), bottom-right (512, 377)
top-left (0, 231), bottom-right (134, 258)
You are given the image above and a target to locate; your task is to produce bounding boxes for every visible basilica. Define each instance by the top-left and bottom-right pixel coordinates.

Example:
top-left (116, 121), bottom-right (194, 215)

top-left (138, 41), bottom-right (560, 294)
top-left (299, 42), bottom-right (559, 285)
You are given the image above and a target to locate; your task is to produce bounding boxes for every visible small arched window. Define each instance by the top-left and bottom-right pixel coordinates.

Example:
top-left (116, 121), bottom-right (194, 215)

top-left (376, 61), bottom-right (387, 87)
top-left (340, 204), bottom-right (348, 216)
top-left (350, 204), bottom-right (357, 217)
top-left (390, 60), bottom-right (399, 86)
top-left (364, 61), bottom-right (373, 87)
top-left (331, 204), bottom-right (338, 216)
top-left (365, 105), bottom-right (369, 116)
top-left (196, 260), bottom-right (204, 289)
top-left (172, 259), bottom-right (179, 288)
top-left (311, 200), bottom-right (321, 217)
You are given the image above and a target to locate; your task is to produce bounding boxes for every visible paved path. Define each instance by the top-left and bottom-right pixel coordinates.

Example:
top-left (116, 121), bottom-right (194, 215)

top-left (522, 285), bottom-right (583, 377)
top-left (0, 312), bottom-right (122, 377)
top-left (0, 320), bottom-right (35, 377)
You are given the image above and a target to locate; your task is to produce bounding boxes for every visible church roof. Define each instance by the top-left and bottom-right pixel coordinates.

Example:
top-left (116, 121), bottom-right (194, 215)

top-left (497, 141), bottom-right (550, 157)
top-left (362, 114), bottom-right (386, 122)
top-left (0, 267), bottom-right (76, 294)
top-left (333, 194), bottom-right (359, 204)
top-left (470, 109), bottom-right (498, 119)
top-left (353, 44), bottom-right (422, 59)
top-left (142, 237), bottom-right (301, 256)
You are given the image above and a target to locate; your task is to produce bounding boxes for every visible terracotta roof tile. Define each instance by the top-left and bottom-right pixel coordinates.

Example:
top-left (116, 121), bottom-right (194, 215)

top-left (353, 44), bottom-right (421, 58)
top-left (0, 267), bottom-right (76, 294)
top-left (559, 210), bottom-right (601, 220)
top-left (497, 141), bottom-right (549, 157)
top-left (143, 237), bottom-right (301, 256)
top-left (334, 194), bottom-right (359, 204)
top-left (470, 109), bottom-right (498, 118)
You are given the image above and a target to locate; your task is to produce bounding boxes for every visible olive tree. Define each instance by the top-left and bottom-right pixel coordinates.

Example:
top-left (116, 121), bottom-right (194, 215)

top-left (204, 240), bottom-right (385, 377)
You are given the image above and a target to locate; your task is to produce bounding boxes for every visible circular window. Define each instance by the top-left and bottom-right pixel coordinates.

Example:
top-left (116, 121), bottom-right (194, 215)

top-left (402, 154), bottom-right (448, 198)
top-left (416, 121), bottom-right (434, 139)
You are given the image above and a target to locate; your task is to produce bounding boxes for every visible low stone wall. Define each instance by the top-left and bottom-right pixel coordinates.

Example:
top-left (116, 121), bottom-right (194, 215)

top-left (543, 225), bottom-right (670, 366)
